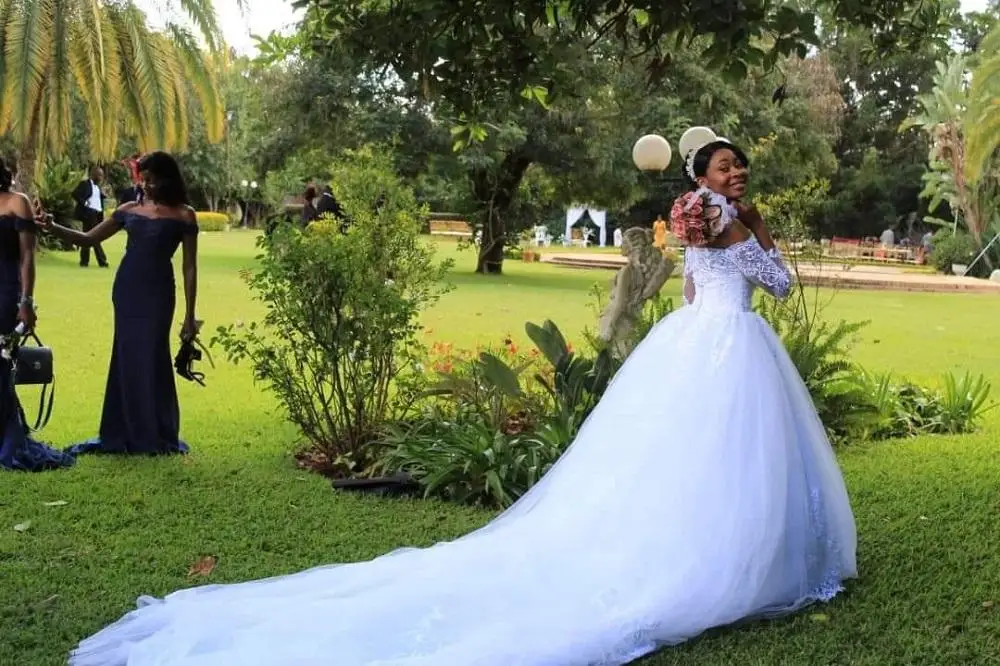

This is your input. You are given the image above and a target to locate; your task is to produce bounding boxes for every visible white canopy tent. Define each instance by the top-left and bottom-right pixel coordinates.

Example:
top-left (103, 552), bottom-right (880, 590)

top-left (565, 206), bottom-right (607, 247)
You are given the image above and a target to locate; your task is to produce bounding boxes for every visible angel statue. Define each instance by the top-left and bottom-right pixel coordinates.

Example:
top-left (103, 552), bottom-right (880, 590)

top-left (598, 226), bottom-right (674, 358)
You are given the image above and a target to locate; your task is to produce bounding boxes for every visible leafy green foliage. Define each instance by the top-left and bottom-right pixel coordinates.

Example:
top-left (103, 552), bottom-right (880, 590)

top-left (212, 149), bottom-right (451, 477)
top-left (376, 407), bottom-right (560, 507)
top-left (194, 212), bottom-right (231, 231)
top-left (526, 319), bottom-right (615, 441)
top-left (377, 319), bottom-right (614, 507)
top-left (0, 0), bottom-right (228, 187)
top-left (929, 229), bottom-right (977, 273)
top-left (299, 0), bottom-right (942, 119)
top-left (758, 294), bottom-right (877, 443)
top-left (33, 158), bottom-right (79, 250)
top-left (422, 349), bottom-right (542, 435)
top-left (854, 370), bottom-right (994, 439)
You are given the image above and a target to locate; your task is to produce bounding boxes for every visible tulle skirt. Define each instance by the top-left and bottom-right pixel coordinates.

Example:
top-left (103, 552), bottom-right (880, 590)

top-left (70, 305), bottom-right (857, 666)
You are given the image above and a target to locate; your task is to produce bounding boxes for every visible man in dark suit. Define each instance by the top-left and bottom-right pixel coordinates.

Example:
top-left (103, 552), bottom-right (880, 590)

top-left (72, 165), bottom-right (109, 267)
top-left (116, 183), bottom-right (143, 206)
top-left (316, 185), bottom-right (348, 232)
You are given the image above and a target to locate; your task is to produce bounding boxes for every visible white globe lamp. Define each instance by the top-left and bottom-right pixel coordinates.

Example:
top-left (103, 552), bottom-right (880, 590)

top-left (678, 126), bottom-right (718, 162)
top-left (632, 134), bottom-right (672, 171)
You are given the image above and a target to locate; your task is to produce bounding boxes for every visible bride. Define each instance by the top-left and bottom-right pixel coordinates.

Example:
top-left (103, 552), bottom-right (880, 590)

top-left (71, 136), bottom-right (856, 666)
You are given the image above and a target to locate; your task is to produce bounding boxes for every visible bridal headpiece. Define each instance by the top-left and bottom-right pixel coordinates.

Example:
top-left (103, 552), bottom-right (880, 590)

top-left (678, 126), bottom-right (732, 182)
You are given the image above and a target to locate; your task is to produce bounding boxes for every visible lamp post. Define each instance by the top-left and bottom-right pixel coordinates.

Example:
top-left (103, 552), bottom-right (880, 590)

top-left (240, 179), bottom-right (258, 227)
top-left (632, 134), bottom-right (672, 172)
top-left (631, 134), bottom-right (683, 227)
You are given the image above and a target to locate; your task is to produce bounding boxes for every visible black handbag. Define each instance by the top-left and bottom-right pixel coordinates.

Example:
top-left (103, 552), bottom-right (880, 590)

top-left (14, 332), bottom-right (53, 385)
top-left (10, 331), bottom-right (54, 432)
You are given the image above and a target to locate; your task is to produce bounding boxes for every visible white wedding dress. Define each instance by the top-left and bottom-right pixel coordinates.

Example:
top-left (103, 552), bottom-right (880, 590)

top-left (71, 237), bottom-right (857, 666)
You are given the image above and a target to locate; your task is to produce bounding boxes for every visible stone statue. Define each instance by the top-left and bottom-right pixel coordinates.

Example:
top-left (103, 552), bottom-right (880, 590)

top-left (598, 227), bottom-right (674, 358)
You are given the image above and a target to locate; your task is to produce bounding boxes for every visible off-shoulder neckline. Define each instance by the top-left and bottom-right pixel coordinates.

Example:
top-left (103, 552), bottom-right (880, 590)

top-left (117, 210), bottom-right (196, 224)
top-left (691, 236), bottom-right (759, 253)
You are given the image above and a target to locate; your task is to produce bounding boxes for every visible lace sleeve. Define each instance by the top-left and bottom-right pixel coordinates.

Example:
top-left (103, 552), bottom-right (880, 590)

top-left (728, 240), bottom-right (792, 299)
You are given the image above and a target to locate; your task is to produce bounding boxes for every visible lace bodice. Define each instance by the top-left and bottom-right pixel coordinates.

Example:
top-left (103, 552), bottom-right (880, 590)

top-left (682, 237), bottom-right (791, 311)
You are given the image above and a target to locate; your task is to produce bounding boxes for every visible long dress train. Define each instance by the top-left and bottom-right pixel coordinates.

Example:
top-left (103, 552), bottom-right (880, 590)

top-left (70, 237), bottom-right (857, 665)
top-left (67, 211), bottom-right (196, 457)
top-left (0, 214), bottom-right (74, 472)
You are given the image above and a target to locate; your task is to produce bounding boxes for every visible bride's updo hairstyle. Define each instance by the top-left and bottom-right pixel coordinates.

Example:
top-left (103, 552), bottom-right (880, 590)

top-left (682, 140), bottom-right (750, 190)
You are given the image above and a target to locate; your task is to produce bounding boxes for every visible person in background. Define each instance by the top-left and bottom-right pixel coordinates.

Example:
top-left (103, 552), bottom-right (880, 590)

top-left (72, 165), bottom-right (109, 268)
top-left (301, 185), bottom-right (319, 226)
top-left (0, 157), bottom-right (74, 471)
top-left (879, 226), bottom-right (895, 248)
top-left (40, 151), bottom-right (199, 457)
top-left (652, 214), bottom-right (668, 251)
top-left (316, 185), bottom-right (345, 220)
top-left (116, 154), bottom-right (145, 205)
top-left (116, 183), bottom-right (143, 206)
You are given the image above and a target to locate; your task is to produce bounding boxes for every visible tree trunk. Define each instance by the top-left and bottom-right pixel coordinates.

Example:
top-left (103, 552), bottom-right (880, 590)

top-left (472, 150), bottom-right (533, 275)
top-left (16, 146), bottom-right (38, 198)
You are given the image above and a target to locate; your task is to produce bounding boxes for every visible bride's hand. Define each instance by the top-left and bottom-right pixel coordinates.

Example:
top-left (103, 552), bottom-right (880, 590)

top-left (734, 202), bottom-right (764, 231)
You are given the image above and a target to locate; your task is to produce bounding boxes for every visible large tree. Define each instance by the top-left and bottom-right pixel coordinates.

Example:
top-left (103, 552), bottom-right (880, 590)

top-left (295, 0), bottom-right (947, 273)
top-left (0, 0), bottom-right (231, 187)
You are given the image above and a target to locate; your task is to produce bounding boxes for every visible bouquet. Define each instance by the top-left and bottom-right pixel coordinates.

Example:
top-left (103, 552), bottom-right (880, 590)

top-left (669, 187), bottom-right (732, 247)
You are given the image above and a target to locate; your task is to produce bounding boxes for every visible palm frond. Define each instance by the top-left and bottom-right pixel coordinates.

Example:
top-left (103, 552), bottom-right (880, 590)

top-left (177, 0), bottom-right (222, 52)
top-left (3, 0), bottom-right (53, 142)
top-left (44, 0), bottom-right (73, 156)
top-left (966, 26), bottom-right (1000, 184)
top-left (0, 0), bottom-right (16, 125)
top-left (167, 22), bottom-right (224, 143)
top-left (118, 5), bottom-right (173, 151)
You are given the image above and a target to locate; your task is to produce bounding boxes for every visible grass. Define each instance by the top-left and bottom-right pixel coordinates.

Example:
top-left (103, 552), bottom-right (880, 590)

top-left (3, 232), bottom-right (1000, 665)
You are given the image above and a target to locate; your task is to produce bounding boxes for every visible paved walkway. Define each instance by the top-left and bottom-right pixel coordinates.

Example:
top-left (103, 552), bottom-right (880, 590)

top-left (540, 253), bottom-right (1000, 294)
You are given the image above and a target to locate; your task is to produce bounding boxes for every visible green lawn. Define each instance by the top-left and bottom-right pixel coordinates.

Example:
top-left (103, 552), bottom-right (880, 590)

top-left (3, 232), bottom-right (999, 665)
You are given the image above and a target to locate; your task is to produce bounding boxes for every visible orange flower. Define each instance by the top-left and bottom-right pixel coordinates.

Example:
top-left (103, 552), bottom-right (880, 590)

top-left (507, 343), bottom-right (518, 355)
top-left (566, 342), bottom-right (575, 354)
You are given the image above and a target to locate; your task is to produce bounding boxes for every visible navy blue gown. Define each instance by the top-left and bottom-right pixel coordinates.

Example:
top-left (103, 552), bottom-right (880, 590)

top-left (0, 214), bottom-right (74, 471)
top-left (68, 210), bottom-right (197, 456)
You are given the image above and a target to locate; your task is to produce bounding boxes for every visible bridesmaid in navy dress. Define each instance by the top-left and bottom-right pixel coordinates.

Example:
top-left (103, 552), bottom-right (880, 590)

top-left (40, 152), bottom-right (199, 455)
top-left (0, 158), bottom-right (74, 471)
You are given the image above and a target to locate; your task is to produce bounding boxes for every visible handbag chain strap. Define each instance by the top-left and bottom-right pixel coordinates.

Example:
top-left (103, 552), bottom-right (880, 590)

top-left (12, 330), bottom-right (55, 433)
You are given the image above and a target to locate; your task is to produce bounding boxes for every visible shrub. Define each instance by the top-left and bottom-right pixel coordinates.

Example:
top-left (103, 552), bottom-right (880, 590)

top-left (930, 230), bottom-right (976, 274)
top-left (755, 246), bottom-right (880, 444)
top-left (376, 321), bottom-right (613, 507)
top-left (376, 407), bottom-right (559, 507)
top-left (195, 211), bottom-right (230, 231)
top-left (213, 148), bottom-right (452, 477)
top-left (34, 159), bottom-right (79, 251)
top-left (854, 370), bottom-right (994, 439)
top-left (758, 295), bottom-right (877, 444)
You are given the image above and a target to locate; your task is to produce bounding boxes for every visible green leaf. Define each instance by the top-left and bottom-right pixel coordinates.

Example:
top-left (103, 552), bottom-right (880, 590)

top-left (525, 320), bottom-right (568, 366)
top-left (478, 352), bottom-right (523, 397)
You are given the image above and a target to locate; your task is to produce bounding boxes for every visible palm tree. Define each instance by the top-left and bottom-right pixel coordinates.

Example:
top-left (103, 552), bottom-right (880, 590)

top-left (902, 54), bottom-right (988, 245)
top-left (966, 25), bottom-right (1000, 187)
top-left (0, 0), bottom-right (232, 189)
